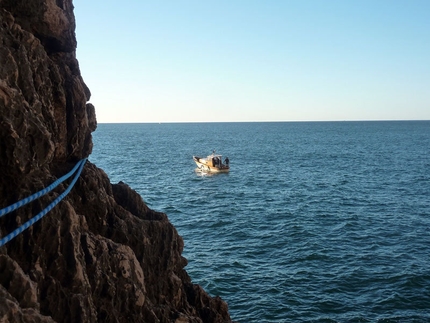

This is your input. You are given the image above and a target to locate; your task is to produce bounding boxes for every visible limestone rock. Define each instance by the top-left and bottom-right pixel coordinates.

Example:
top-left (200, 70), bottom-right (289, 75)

top-left (0, 1), bottom-right (235, 322)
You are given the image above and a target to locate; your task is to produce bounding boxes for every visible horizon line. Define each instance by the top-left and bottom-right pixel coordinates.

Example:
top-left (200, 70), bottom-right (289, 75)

top-left (95, 119), bottom-right (430, 124)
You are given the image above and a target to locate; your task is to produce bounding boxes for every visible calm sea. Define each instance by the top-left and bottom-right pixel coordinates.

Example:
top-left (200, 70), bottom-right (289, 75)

top-left (90, 121), bottom-right (430, 323)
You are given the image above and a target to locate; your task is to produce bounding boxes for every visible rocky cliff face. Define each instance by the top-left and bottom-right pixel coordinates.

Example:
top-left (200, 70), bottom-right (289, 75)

top-left (0, 1), bottom-right (234, 322)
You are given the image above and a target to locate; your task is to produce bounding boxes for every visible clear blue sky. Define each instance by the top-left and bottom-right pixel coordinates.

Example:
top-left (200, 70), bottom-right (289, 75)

top-left (74, 1), bottom-right (430, 123)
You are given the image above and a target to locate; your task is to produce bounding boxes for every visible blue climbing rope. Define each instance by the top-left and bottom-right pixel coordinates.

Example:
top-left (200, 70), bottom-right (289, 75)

top-left (0, 159), bottom-right (86, 218)
top-left (0, 159), bottom-right (87, 247)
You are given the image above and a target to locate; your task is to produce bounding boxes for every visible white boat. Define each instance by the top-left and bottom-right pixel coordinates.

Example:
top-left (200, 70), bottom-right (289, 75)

top-left (193, 151), bottom-right (230, 173)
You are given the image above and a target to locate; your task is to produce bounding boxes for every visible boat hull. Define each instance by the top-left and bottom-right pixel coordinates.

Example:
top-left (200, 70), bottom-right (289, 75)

top-left (193, 156), bottom-right (229, 173)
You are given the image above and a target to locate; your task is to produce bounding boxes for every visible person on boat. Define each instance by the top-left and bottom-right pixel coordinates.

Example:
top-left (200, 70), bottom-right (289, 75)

top-left (224, 157), bottom-right (229, 166)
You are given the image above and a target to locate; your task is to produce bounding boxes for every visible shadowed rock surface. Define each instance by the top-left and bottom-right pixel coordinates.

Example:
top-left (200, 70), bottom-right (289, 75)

top-left (0, 1), bottom-right (234, 322)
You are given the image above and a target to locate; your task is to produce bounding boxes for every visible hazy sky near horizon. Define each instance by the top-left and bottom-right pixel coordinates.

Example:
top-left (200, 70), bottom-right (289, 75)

top-left (74, 1), bottom-right (429, 123)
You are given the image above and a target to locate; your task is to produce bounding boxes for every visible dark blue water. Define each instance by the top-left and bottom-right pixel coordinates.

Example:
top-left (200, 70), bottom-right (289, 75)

top-left (90, 121), bottom-right (430, 323)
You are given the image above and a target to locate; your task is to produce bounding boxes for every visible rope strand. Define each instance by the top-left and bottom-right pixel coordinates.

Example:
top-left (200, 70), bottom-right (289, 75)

top-left (0, 159), bottom-right (86, 218)
top-left (0, 159), bottom-right (87, 247)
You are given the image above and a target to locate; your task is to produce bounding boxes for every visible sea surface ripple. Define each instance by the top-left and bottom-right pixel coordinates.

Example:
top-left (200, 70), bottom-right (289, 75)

top-left (91, 121), bottom-right (430, 323)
